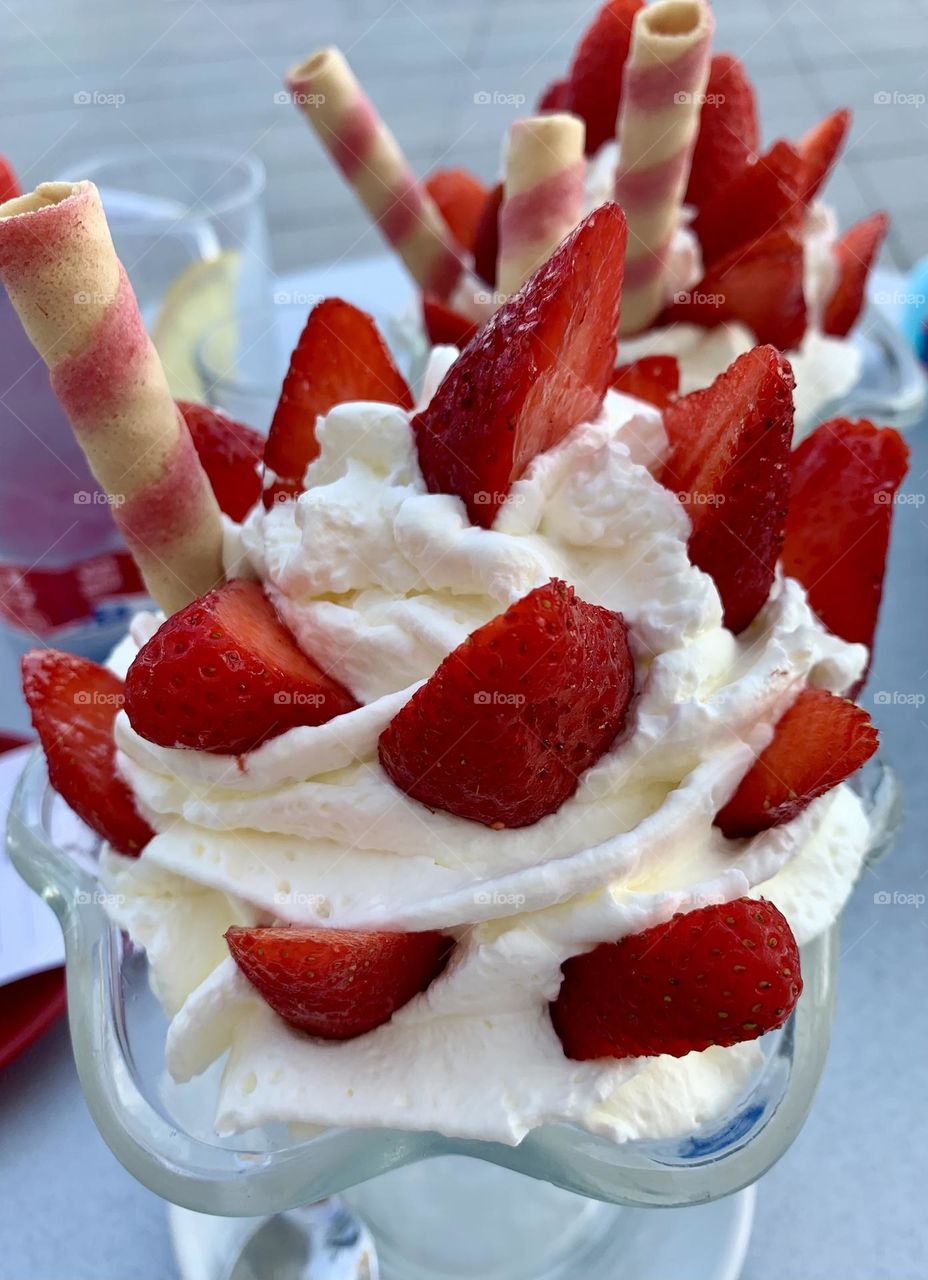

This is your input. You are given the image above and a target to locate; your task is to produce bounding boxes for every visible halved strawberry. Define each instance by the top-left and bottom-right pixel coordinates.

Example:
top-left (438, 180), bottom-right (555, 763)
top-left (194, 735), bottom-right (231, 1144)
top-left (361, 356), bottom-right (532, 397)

top-left (685, 54), bottom-right (760, 209)
top-left (537, 77), bottom-right (570, 112)
top-left (797, 108), bottom-right (851, 204)
top-left (715, 688), bottom-right (878, 838)
top-left (0, 154), bottom-right (21, 204)
top-left (422, 294), bottom-right (480, 348)
top-left (226, 926), bottom-right (452, 1040)
top-left (124, 579), bottom-right (358, 754)
top-left (562, 0), bottom-right (643, 156)
top-left (692, 140), bottom-right (804, 267)
top-left (22, 650), bottom-right (153, 857)
top-left (610, 355), bottom-right (679, 408)
top-left (662, 227), bottom-right (808, 351)
top-left (660, 346), bottom-right (795, 633)
top-left (782, 417), bottom-right (909, 663)
top-left (823, 212), bottom-right (888, 338)
top-left (551, 898), bottom-right (801, 1060)
top-left (472, 181), bottom-right (503, 288)
top-left (263, 298), bottom-right (413, 506)
top-left (178, 400), bottom-right (263, 523)
top-left (424, 167), bottom-right (488, 254)
top-left (415, 203), bottom-right (626, 528)
top-left (379, 579), bottom-right (634, 828)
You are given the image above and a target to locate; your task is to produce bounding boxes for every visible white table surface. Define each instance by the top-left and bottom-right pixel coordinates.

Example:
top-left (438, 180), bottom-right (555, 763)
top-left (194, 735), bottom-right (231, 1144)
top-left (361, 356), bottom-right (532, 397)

top-left (0, 262), bottom-right (926, 1280)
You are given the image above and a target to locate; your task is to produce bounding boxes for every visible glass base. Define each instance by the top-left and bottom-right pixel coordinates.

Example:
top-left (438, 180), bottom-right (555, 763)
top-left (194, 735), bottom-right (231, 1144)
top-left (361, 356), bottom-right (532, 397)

top-left (168, 1158), bottom-right (755, 1280)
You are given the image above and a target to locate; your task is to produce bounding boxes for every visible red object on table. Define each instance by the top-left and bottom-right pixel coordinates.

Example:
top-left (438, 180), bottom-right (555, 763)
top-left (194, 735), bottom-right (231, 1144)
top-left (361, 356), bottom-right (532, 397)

top-left (0, 731), bottom-right (67, 1071)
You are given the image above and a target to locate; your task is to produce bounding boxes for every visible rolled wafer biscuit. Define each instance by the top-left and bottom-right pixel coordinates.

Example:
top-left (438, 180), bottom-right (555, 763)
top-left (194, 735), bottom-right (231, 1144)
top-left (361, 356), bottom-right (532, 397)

top-left (614, 0), bottom-right (714, 334)
top-left (0, 181), bottom-right (224, 615)
top-left (288, 47), bottom-right (464, 299)
top-left (497, 113), bottom-right (586, 299)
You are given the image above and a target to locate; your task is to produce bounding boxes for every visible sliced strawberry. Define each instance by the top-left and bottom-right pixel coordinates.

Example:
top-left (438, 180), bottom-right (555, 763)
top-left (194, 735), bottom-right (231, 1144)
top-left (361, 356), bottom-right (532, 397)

top-left (563, 0), bottom-right (643, 156)
top-left (124, 579), bottom-right (358, 754)
top-left (178, 400), bottom-right (263, 523)
top-left (610, 355), bottom-right (679, 408)
top-left (660, 345), bottom-right (795, 633)
top-left (472, 181), bottom-right (503, 288)
top-left (22, 650), bottom-right (153, 857)
top-left (662, 227), bottom-right (808, 351)
top-left (0, 155), bottom-right (21, 204)
top-left (263, 298), bottom-right (412, 506)
top-left (379, 579), bottom-right (634, 828)
top-left (685, 54), bottom-right (760, 209)
top-left (537, 76), bottom-right (570, 112)
top-left (797, 108), bottom-right (851, 204)
top-left (782, 418), bottom-right (909, 665)
top-left (693, 140), bottom-right (804, 267)
top-left (226, 926), bottom-right (452, 1040)
top-left (422, 294), bottom-right (480, 348)
top-left (715, 688), bottom-right (878, 839)
top-left (822, 212), bottom-right (888, 338)
top-left (551, 898), bottom-right (801, 1060)
top-left (424, 167), bottom-right (488, 254)
top-left (415, 203), bottom-right (625, 528)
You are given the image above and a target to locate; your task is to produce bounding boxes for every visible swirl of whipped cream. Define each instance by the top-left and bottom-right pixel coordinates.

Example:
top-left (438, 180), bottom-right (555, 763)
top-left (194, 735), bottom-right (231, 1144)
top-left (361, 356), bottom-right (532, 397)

top-left (103, 355), bottom-right (872, 1144)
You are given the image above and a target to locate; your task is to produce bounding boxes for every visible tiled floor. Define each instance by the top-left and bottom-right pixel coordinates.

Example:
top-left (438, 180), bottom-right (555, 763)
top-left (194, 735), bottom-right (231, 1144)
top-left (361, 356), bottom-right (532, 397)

top-left (1, 0), bottom-right (926, 276)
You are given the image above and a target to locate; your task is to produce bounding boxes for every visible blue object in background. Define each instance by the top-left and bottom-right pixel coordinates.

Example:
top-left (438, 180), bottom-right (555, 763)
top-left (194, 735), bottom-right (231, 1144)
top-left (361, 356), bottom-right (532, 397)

top-left (900, 256), bottom-right (928, 364)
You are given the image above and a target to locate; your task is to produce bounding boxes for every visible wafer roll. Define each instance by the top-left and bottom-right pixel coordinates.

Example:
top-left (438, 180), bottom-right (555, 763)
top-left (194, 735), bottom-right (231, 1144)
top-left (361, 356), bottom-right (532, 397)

top-left (288, 47), bottom-right (464, 299)
top-left (614, 0), bottom-right (713, 334)
top-left (0, 182), bottom-right (224, 615)
top-left (497, 113), bottom-right (585, 299)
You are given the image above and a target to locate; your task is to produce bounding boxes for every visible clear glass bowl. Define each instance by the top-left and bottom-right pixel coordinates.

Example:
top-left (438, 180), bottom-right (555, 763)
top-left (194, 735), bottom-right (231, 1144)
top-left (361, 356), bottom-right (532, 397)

top-left (6, 748), bottom-right (900, 1247)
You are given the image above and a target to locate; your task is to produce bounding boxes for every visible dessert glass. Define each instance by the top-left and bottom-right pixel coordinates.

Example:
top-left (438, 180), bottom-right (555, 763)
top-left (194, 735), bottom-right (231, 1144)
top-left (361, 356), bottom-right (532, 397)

top-left (7, 747), bottom-right (900, 1280)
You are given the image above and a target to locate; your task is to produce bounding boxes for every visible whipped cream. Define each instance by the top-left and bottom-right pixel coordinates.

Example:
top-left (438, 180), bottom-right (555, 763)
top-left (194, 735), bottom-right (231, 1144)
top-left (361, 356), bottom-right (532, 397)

top-left (102, 357), bottom-right (872, 1146)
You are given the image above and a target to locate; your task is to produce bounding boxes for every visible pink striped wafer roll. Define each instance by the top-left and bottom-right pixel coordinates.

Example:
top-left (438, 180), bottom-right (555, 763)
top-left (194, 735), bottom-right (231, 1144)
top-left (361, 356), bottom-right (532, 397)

top-left (0, 182), bottom-right (224, 616)
top-left (614, 0), bottom-right (714, 334)
top-left (287, 47), bottom-right (464, 300)
top-left (497, 113), bottom-right (586, 299)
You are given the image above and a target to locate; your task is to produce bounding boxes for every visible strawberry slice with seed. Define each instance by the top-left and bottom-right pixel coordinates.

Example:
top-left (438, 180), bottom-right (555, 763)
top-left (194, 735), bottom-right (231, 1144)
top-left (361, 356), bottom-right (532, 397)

top-left (611, 355), bottom-right (679, 408)
top-left (662, 227), bottom-right (808, 351)
top-left (178, 400), bottom-right (263, 522)
top-left (422, 294), bottom-right (480, 348)
top-left (22, 650), bottom-right (153, 857)
top-left (685, 54), bottom-right (760, 208)
top-left (782, 417), bottom-right (909, 669)
top-left (551, 898), bottom-right (802, 1060)
top-left (797, 108), bottom-right (851, 203)
top-left (415, 203), bottom-right (626, 529)
top-left (424, 167), bottom-right (488, 254)
top-left (379, 579), bottom-right (634, 829)
top-left (124, 579), bottom-right (358, 754)
top-left (226, 926), bottom-right (453, 1040)
top-left (660, 345), bottom-right (795, 633)
top-left (562, 0), bottom-right (643, 156)
top-left (822, 212), bottom-right (889, 338)
top-left (263, 298), bottom-right (412, 505)
top-left (693, 140), bottom-right (804, 267)
top-left (715, 688), bottom-right (878, 839)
